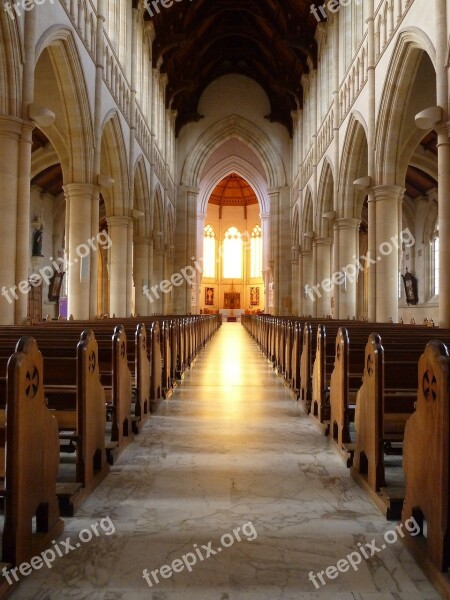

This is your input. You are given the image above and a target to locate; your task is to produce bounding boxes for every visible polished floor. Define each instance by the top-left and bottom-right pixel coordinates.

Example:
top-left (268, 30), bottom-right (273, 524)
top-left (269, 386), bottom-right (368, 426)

top-left (13, 323), bottom-right (440, 599)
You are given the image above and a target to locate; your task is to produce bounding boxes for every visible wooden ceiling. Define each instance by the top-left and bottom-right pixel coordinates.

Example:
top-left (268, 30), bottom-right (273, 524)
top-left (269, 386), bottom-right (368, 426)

top-left (209, 173), bottom-right (258, 207)
top-left (406, 131), bottom-right (437, 199)
top-left (146, 0), bottom-right (319, 136)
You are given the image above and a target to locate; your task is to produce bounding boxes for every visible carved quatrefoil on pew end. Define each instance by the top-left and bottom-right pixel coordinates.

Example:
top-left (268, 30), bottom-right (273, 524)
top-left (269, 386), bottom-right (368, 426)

top-left (25, 366), bottom-right (39, 398)
top-left (88, 351), bottom-right (96, 374)
top-left (366, 354), bottom-right (374, 377)
top-left (422, 369), bottom-right (437, 402)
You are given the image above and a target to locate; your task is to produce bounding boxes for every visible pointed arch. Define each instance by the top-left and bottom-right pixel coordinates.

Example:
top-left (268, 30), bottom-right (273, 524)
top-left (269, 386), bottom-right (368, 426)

top-left (153, 184), bottom-right (164, 251)
top-left (181, 115), bottom-right (286, 189)
top-left (100, 111), bottom-right (129, 215)
top-left (198, 156), bottom-right (270, 215)
top-left (375, 28), bottom-right (437, 186)
top-left (317, 159), bottom-right (335, 236)
top-left (34, 26), bottom-right (95, 183)
top-left (292, 205), bottom-right (300, 250)
top-left (339, 113), bottom-right (368, 218)
top-left (133, 157), bottom-right (150, 237)
top-left (302, 187), bottom-right (314, 252)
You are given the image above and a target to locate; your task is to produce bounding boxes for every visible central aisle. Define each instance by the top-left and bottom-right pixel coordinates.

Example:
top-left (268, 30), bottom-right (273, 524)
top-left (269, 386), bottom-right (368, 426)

top-left (15, 323), bottom-right (438, 600)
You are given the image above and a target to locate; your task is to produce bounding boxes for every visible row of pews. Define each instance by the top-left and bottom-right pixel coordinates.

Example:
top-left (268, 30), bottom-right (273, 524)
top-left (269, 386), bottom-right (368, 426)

top-left (242, 314), bottom-right (449, 597)
top-left (0, 314), bottom-right (220, 598)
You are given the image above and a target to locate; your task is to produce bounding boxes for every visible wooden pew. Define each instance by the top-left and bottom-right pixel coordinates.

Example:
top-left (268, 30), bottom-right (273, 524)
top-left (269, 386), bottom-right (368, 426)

top-left (135, 323), bottom-right (150, 425)
top-left (149, 321), bottom-right (162, 407)
top-left (401, 340), bottom-right (450, 594)
top-left (109, 325), bottom-right (133, 449)
top-left (2, 337), bottom-right (64, 570)
top-left (329, 327), bottom-right (360, 463)
top-left (290, 321), bottom-right (303, 396)
top-left (311, 324), bottom-right (330, 427)
top-left (299, 323), bottom-right (313, 410)
top-left (351, 333), bottom-right (420, 518)
top-left (44, 330), bottom-right (109, 515)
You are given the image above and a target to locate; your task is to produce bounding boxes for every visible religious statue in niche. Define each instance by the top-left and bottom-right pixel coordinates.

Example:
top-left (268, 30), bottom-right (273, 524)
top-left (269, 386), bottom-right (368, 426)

top-left (32, 226), bottom-right (44, 257)
top-left (402, 269), bottom-right (418, 306)
top-left (205, 287), bottom-right (214, 306)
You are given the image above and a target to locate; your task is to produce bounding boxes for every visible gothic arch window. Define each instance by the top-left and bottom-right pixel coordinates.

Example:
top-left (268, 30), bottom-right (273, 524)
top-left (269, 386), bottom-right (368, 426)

top-left (431, 222), bottom-right (439, 296)
top-left (250, 225), bottom-right (263, 278)
top-left (203, 224), bottom-right (216, 279)
top-left (223, 227), bottom-right (243, 279)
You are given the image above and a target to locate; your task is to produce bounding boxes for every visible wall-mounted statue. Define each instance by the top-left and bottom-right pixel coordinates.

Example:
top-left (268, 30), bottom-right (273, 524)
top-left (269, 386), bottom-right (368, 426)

top-left (32, 226), bottom-right (44, 257)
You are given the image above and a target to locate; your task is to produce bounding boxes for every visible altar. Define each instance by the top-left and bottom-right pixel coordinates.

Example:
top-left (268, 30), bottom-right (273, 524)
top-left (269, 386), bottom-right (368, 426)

top-left (219, 309), bottom-right (244, 322)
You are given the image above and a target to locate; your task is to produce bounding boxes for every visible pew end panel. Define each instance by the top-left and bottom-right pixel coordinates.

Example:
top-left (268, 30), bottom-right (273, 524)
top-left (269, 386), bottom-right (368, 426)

top-left (2, 337), bottom-right (64, 567)
top-left (300, 323), bottom-right (312, 411)
top-left (111, 326), bottom-right (133, 448)
top-left (330, 327), bottom-right (354, 455)
top-left (402, 340), bottom-right (450, 576)
top-left (135, 323), bottom-right (150, 429)
top-left (77, 330), bottom-right (109, 488)
top-left (351, 334), bottom-right (386, 493)
top-left (149, 322), bottom-right (162, 408)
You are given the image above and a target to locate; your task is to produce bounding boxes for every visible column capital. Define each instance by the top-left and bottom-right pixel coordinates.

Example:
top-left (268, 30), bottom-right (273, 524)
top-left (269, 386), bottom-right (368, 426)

top-left (0, 115), bottom-right (29, 140)
top-left (313, 236), bottom-right (333, 247)
top-left (334, 217), bottom-right (361, 231)
top-left (372, 185), bottom-right (405, 203)
top-left (107, 215), bottom-right (132, 229)
top-left (186, 186), bottom-right (200, 195)
top-left (63, 183), bottom-right (98, 200)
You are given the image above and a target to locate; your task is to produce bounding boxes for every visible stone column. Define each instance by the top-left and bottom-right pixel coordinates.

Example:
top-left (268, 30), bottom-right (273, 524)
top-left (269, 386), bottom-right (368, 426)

top-left (107, 215), bottom-right (131, 317)
top-left (436, 0), bottom-right (450, 326)
top-left (174, 186), bottom-right (198, 314)
top-left (268, 187), bottom-right (291, 315)
top-left (437, 125), bottom-right (450, 327)
top-left (0, 118), bottom-right (25, 325)
top-left (291, 246), bottom-right (300, 315)
top-left (301, 249), bottom-right (314, 316)
top-left (297, 249), bottom-right (303, 316)
top-left (261, 213), bottom-right (270, 312)
top-left (334, 218), bottom-right (360, 318)
top-left (313, 237), bottom-right (333, 317)
top-left (373, 185), bottom-right (403, 322)
top-left (64, 184), bottom-right (98, 320)
top-left (152, 248), bottom-right (164, 314)
top-left (134, 236), bottom-right (151, 316)
top-left (126, 218), bottom-right (134, 315)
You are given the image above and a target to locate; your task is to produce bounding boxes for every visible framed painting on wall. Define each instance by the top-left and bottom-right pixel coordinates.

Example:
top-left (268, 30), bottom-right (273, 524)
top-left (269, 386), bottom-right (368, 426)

top-left (205, 287), bottom-right (214, 306)
top-left (250, 286), bottom-right (259, 305)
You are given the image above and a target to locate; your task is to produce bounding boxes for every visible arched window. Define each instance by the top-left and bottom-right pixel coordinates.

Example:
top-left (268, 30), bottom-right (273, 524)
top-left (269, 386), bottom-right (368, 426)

top-left (250, 225), bottom-right (263, 278)
top-left (431, 223), bottom-right (439, 296)
top-left (203, 225), bottom-right (216, 278)
top-left (223, 227), bottom-right (243, 279)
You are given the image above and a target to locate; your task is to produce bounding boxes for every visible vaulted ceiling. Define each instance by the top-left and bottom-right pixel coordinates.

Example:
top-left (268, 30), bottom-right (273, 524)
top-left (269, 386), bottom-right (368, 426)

top-left (146, 0), bottom-right (319, 136)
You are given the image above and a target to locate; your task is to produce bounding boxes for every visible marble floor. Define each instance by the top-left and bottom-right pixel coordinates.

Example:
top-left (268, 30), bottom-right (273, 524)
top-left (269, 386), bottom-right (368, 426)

top-left (11, 323), bottom-right (441, 600)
